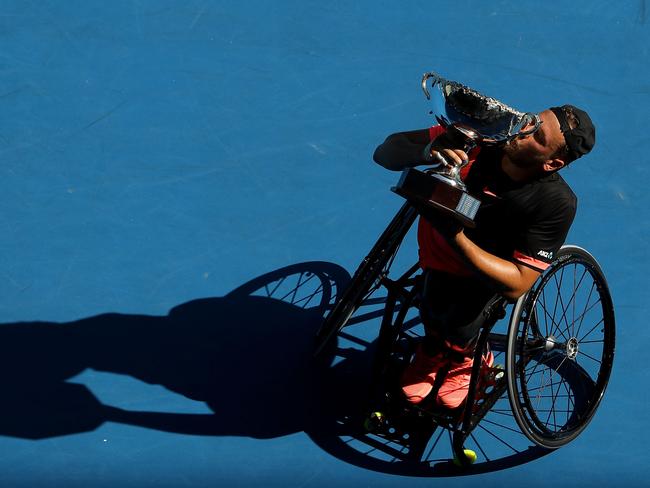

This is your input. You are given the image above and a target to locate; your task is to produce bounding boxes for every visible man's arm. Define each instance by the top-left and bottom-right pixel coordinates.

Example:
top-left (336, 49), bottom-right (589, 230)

top-left (451, 230), bottom-right (540, 300)
top-left (452, 190), bottom-right (576, 300)
top-left (373, 128), bottom-right (431, 171)
top-left (373, 128), bottom-right (471, 171)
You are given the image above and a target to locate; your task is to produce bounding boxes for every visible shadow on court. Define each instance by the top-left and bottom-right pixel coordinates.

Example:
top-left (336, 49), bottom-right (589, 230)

top-left (0, 262), bottom-right (352, 440)
top-left (0, 261), bottom-right (547, 476)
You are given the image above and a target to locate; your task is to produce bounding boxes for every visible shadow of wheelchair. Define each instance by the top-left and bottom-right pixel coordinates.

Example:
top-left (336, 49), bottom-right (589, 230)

top-left (0, 260), bottom-right (596, 476)
top-left (0, 261), bottom-right (348, 440)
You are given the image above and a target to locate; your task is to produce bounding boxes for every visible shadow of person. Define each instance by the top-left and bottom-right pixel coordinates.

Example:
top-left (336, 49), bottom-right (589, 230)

top-left (0, 258), bottom-right (552, 477)
top-left (0, 261), bottom-right (352, 440)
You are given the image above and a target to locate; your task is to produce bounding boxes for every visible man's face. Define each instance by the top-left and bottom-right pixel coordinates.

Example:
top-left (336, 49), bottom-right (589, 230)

top-left (503, 109), bottom-right (566, 169)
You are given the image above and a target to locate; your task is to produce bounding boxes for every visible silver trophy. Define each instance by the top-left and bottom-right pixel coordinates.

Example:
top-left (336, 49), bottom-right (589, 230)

top-left (392, 71), bottom-right (541, 227)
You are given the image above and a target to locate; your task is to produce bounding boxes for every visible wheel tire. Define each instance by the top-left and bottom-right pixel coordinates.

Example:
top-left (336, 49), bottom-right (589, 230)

top-left (506, 245), bottom-right (615, 448)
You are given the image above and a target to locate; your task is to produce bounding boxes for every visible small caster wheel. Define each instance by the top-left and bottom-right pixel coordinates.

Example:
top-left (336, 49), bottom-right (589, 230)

top-left (482, 363), bottom-right (505, 385)
top-left (452, 448), bottom-right (477, 467)
top-left (363, 411), bottom-right (386, 433)
top-left (492, 363), bottom-right (505, 381)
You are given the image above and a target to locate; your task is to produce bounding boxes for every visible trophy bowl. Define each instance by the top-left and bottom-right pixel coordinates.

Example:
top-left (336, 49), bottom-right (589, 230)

top-left (391, 71), bottom-right (540, 227)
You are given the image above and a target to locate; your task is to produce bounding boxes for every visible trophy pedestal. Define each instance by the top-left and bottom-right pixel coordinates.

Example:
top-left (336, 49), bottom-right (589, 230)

top-left (391, 168), bottom-right (481, 228)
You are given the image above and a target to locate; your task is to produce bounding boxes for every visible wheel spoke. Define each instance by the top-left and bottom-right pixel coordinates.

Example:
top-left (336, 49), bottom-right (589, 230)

top-left (574, 280), bottom-right (597, 340)
top-left (294, 283), bottom-right (325, 308)
top-left (489, 409), bottom-right (515, 416)
top-left (515, 391), bottom-right (574, 398)
top-left (550, 266), bottom-right (588, 342)
top-left (477, 423), bottom-right (519, 453)
top-left (524, 352), bottom-right (558, 381)
top-left (561, 376), bottom-right (576, 412)
top-left (469, 432), bottom-right (492, 460)
top-left (550, 268), bottom-right (562, 336)
top-left (278, 272), bottom-right (314, 303)
top-left (543, 368), bottom-right (556, 426)
top-left (423, 428), bottom-right (446, 460)
top-left (540, 285), bottom-right (550, 337)
top-left (550, 267), bottom-right (570, 339)
top-left (481, 417), bottom-right (522, 435)
top-left (572, 263), bottom-right (577, 338)
top-left (546, 367), bottom-right (566, 429)
top-left (531, 354), bottom-right (568, 426)
top-left (578, 317), bottom-right (605, 344)
top-left (265, 276), bottom-right (287, 298)
top-left (577, 350), bottom-right (602, 365)
top-left (536, 293), bottom-right (566, 341)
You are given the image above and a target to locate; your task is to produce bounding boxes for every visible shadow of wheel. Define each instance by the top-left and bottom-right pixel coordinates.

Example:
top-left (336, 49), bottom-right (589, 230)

top-left (226, 260), bottom-right (352, 379)
top-left (227, 261), bottom-right (351, 318)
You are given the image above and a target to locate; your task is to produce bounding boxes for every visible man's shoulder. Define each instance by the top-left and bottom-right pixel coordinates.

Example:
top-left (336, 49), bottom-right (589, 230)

top-left (536, 172), bottom-right (577, 207)
top-left (514, 172), bottom-right (577, 223)
top-left (501, 171), bottom-right (577, 221)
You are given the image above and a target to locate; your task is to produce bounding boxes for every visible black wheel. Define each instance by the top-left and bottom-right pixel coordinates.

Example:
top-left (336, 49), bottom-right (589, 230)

top-left (313, 202), bottom-right (418, 357)
top-left (506, 245), bottom-right (615, 448)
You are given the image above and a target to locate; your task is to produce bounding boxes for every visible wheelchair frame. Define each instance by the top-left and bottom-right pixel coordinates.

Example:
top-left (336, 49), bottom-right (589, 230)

top-left (314, 200), bottom-right (615, 468)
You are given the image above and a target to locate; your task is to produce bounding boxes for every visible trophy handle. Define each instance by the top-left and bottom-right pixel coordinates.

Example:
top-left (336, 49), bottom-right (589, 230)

top-left (421, 72), bottom-right (439, 100)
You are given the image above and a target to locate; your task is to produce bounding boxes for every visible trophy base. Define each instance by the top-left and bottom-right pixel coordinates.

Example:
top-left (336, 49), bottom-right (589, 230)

top-left (391, 168), bottom-right (481, 228)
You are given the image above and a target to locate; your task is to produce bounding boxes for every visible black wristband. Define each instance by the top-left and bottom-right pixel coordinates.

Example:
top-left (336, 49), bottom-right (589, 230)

top-left (422, 140), bottom-right (435, 162)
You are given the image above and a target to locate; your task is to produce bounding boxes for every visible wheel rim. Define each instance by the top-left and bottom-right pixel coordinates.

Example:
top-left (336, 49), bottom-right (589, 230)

top-left (509, 249), bottom-right (615, 447)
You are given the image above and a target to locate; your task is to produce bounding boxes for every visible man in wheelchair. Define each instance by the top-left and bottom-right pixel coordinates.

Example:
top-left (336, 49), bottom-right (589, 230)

top-left (373, 105), bottom-right (595, 410)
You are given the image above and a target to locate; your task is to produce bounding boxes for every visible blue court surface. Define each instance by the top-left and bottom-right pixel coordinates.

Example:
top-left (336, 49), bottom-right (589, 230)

top-left (0, 1), bottom-right (647, 486)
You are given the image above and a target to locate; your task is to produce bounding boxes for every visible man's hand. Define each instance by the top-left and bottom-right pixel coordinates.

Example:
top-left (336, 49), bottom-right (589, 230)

top-left (416, 204), bottom-right (464, 238)
top-left (433, 214), bottom-right (463, 239)
top-left (423, 132), bottom-right (469, 168)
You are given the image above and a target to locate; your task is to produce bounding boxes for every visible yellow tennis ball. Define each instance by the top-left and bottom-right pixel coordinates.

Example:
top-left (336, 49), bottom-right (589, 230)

top-left (363, 412), bottom-right (384, 432)
top-left (452, 449), bottom-right (477, 467)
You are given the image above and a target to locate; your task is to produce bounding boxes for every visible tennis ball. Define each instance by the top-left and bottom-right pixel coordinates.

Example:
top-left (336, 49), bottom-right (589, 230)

top-left (452, 449), bottom-right (477, 467)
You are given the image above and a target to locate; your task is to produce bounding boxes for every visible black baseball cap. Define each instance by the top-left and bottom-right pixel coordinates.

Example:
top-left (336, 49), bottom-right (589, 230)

top-left (549, 105), bottom-right (596, 162)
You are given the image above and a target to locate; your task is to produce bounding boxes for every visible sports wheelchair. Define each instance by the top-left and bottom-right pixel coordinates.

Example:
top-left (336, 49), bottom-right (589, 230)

top-left (313, 200), bottom-right (615, 469)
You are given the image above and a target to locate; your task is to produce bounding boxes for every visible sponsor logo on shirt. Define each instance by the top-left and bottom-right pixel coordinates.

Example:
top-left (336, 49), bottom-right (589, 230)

top-left (537, 250), bottom-right (553, 260)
